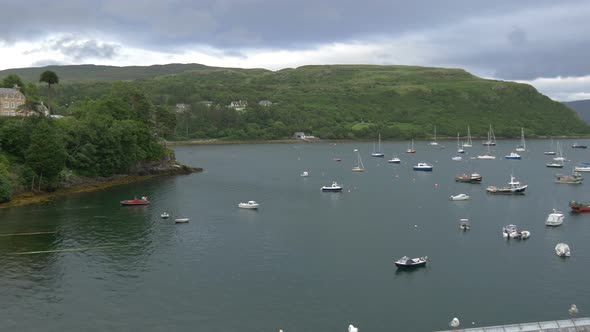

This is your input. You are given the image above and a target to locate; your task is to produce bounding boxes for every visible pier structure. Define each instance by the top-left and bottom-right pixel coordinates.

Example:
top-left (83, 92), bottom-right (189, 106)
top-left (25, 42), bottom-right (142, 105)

top-left (436, 317), bottom-right (590, 331)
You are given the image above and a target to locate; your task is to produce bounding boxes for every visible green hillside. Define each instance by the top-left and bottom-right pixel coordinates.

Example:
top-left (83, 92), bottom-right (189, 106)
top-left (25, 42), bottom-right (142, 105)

top-left (2, 64), bottom-right (588, 140)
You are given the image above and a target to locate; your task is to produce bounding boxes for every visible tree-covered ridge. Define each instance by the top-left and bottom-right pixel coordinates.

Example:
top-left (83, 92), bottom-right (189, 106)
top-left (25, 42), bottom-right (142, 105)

top-left (0, 85), bottom-right (167, 202)
top-left (31, 64), bottom-right (588, 140)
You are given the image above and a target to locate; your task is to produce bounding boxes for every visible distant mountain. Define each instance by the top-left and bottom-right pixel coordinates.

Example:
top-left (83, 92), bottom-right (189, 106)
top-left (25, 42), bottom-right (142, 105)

top-left (0, 63), bottom-right (221, 82)
top-left (563, 99), bottom-right (590, 123)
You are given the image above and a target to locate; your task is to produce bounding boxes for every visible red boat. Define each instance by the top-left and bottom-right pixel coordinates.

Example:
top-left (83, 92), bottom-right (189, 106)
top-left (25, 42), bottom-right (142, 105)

top-left (569, 200), bottom-right (590, 212)
top-left (120, 196), bottom-right (150, 206)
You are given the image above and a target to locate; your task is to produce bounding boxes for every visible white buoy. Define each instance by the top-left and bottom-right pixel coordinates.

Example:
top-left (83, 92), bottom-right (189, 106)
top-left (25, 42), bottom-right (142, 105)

top-left (348, 324), bottom-right (358, 332)
top-left (450, 317), bottom-right (460, 328)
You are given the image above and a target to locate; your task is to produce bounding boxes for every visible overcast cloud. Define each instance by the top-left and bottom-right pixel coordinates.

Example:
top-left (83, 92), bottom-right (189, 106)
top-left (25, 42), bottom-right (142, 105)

top-left (0, 0), bottom-right (588, 100)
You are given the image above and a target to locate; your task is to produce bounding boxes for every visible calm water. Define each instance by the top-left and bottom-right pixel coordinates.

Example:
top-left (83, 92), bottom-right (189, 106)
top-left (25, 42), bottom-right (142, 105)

top-left (1, 139), bottom-right (590, 331)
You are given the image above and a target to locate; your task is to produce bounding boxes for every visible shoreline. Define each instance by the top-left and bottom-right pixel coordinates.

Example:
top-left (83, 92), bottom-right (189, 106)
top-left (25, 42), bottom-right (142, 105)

top-left (169, 136), bottom-right (590, 146)
top-left (0, 164), bottom-right (202, 209)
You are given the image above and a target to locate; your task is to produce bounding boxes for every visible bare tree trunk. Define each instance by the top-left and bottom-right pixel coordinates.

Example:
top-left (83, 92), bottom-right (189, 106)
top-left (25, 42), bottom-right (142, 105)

top-left (31, 176), bottom-right (35, 191)
top-left (38, 172), bottom-right (42, 191)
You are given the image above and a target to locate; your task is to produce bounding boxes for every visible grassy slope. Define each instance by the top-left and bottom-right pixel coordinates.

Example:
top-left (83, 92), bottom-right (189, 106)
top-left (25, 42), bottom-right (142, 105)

top-left (3, 63), bottom-right (588, 138)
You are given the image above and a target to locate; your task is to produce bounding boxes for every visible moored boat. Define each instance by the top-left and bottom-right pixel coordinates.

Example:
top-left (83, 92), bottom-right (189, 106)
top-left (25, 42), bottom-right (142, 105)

top-left (120, 196), bottom-right (150, 206)
top-left (321, 181), bottom-right (343, 192)
top-left (413, 162), bottom-right (433, 171)
top-left (574, 163), bottom-right (590, 172)
top-left (569, 200), bottom-right (590, 212)
top-left (175, 218), bottom-right (190, 223)
top-left (459, 219), bottom-right (470, 230)
top-left (545, 209), bottom-right (564, 226)
top-left (572, 143), bottom-right (587, 149)
top-left (455, 173), bottom-right (483, 183)
top-left (554, 172), bottom-right (583, 184)
top-left (300, 171), bottom-right (309, 177)
top-left (371, 134), bottom-right (385, 157)
top-left (239, 201), bottom-right (260, 209)
top-left (449, 193), bottom-right (469, 201)
top-left (161, 212), bottom-right (170, 219)
top-left (387, 156), bottom-right (401, 163)
top-left (555, 243), bottom-right (571, 257)
top-left (451, 155), bottom-right (462, 161)
top-left (504, 152), bottom-right (521, 160)
top-left (394, 256), bottom-right (427, 268)
top-left (406, 139), bottom-right (416, 153)
top-left (482, 124), bottom-right (496, 146)
top-left (486, 175), bottom-right (527, 194)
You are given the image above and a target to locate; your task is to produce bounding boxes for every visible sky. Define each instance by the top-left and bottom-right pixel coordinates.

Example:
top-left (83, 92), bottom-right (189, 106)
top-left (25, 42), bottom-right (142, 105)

top-left (0, 0), bottom-right (589, 101)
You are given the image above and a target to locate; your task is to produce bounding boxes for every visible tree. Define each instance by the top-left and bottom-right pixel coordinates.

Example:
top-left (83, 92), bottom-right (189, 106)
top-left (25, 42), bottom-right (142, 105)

top-left (25, 120), bottom-right (66, 189)
top-left (1, 74), bottom-right (26, 93)
top-left (39, 70), bottom-right (59, 114)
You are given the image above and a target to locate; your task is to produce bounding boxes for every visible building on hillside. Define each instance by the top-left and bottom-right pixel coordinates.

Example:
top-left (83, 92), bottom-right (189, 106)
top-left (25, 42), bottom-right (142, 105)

top-left (258, 100), bottom-right (273, 107)
top-left (175, 103), bottom-right (190, 113)
top-left (293, 132), bottom-right (317, 140)
top-left (0, 86), bottom-right (26, 117)
top-left (229, 100), bottom-right (247, 111)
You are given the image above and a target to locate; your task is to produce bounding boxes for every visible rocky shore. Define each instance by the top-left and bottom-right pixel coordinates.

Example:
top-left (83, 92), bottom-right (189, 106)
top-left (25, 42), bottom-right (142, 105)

top-left (1, 156), bottom-right (202, 209)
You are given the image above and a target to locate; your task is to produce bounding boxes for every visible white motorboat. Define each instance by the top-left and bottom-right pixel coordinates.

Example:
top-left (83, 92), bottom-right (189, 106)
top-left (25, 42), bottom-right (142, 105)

top-left (545, 209), bottom-right (564, 226)
top-left (175, 218), bottom-right (190, 223)
top-left (555, 243), bottom-right (571, 257)
top-left (238, 201), bottom-right (259, 209)
top-left (161, 212), bottom-right (170, 219)
top-left (502, 224), bottom-right (530, 239)
top-left (451, 155), bottom-right (463, 161)
top-left (502, 224), bottom-right (518, 238)
top-left (574, 163), bottom-right (590, 172)
top-left (300, 171), bottom-right (309, 177)
top-left (450, 194), bottom-right (470, 201)
top-left (387, 156), bottom-right (401, 163)
top-left (321, 181), bottom-right (343, 192)
top-left (413, 162), bottom-right (433, 171)
top-left (394, 256), bottom-right (427, 268)
top-left (459, 219), bottom-right (470, 230)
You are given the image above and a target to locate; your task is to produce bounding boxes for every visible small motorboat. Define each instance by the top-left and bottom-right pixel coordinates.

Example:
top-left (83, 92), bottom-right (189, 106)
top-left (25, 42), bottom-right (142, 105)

top-left (449, 194), bottom-right (469, 201)
top-left (545, 209), bottom-right (564, 226)
top-left (455, 173), bottom-right (483, 183)
top-left (520, 230), bottom-right (531, 239)
top-left (300, 171), bottom-right (309, 177)
top-left (387, 157), bottom-right (401, 164)
top-left (502, 224), bottom-right (518, 238)
top-left (120, 196), bottom-right (150, 206)
top-left (161, 212), bottom-right (170, 219)
top-left (413, 162), bottom-right (433, 171)
top-left (504, 152), bottom-right (522, 160)
top-left (554, 172), bottom-right (583, 184)
top-left (572, 143), bottom-right (587, 149)
top-left (574, 163), bottom-right (590, 172)
top-left (175, 218), bottom-right (190, 224)
top-left (451, 155), bottom-right (463, 161)
top-left (394, 256), bottom-right (427, 268)
top-left (321, 181), bottom-right (343, 192)
top-left (555, 243), bottom-right (571, 257)
top-left (238, 201), bottom-right (259, 209)
top-left (459, 219), bottom-right (470, 231)
top-left (333, 158), bottom-right (342, 162)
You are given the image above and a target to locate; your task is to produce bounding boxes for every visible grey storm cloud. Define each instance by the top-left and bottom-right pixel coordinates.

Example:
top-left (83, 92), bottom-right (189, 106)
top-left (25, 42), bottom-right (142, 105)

top-left (1, 0), bottom-right (590, 82)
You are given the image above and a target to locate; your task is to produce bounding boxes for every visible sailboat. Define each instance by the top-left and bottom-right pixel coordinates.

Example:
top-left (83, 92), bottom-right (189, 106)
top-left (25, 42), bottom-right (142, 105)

top-left (429, 126), bottom-right (439, 146)
top-left (482, 124), bottom-right (496, 146)
top-left (546, 142), bottom-right (564, 168)
top-left (352, 149), bottom-right (365, 172)
top-left (477, 144), bottom-right (496, 160)
top-left (462, 125), bottom-right (473, 148)
top-left (457, 133), bottom-right (465, 154)
top-left (544, 138), bottom-right (556, 155)
top-left (371, 133), bottom-right (385, 157)
top-left (406, 139), bottom-right (416, 153)
top-left (515, 128), bottom-right (526, 152)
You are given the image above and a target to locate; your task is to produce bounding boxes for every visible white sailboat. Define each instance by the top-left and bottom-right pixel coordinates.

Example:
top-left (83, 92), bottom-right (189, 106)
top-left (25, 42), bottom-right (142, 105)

top-left (371, 133), bottom-right (384, 157)
top-left (482, 124), bottom-right (496, 146)
top-left (352, 149), bottom-right (365, 172)
top-left (515, 127), bottom-right (526, 152)
top-left (462, 125), bottom-right (473, 148)
top-left (553, 142), bottom-right (566, 161)
top-left (546, 142), bottom-right (564, 168)
top-left (477, 144), bottom-right (496, 160)
top-left (429, 126), bottom-right (439, 146)
top-left (457, 132), bottom-right (465, 154)
top-left (544, 138), bottom-right (556, 155)
top-left (406, 139), bottom-right (416, 153)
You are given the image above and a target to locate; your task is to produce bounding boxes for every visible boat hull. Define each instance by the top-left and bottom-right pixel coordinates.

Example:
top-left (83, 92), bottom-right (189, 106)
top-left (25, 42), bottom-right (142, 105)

top-left (120, 200), bottom-right (150, 206)
top-left (321, 188), bottom-right (343, 192)
top-left (455, 176), bottom-right (482, 183)
top-left (395, 261), bottom-right (427, 268)
top-left (569, 201), bottom-right (590, 212)
top-left (486, 186), bottom-right (527, 194)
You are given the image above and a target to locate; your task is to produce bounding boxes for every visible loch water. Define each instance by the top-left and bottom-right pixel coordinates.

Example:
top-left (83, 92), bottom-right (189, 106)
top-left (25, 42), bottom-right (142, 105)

top-left (1, 139), bottom-right (590, 331)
